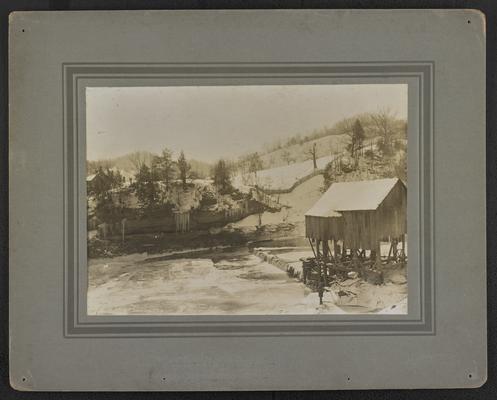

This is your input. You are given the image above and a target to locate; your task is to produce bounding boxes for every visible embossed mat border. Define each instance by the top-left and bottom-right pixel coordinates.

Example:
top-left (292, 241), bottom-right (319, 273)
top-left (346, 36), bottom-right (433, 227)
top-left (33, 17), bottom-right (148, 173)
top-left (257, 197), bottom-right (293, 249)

top-left (62, 62), bottom-right (434, 338)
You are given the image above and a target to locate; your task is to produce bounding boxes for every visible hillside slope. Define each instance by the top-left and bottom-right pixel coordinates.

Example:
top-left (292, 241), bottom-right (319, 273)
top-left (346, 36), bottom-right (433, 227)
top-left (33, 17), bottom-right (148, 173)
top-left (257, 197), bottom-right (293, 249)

top-left (233, 174), bottom-right (325, 234)
top-left (259, 133), bottom-right (349, 170)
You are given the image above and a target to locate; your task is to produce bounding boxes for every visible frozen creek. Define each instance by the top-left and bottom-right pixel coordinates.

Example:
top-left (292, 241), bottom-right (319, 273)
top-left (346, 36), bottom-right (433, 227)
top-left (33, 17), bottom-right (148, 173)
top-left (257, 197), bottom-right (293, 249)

top-left (87, 246), bottom-right (407, 316)
top-left (87, 247), bottom-right (350, 315)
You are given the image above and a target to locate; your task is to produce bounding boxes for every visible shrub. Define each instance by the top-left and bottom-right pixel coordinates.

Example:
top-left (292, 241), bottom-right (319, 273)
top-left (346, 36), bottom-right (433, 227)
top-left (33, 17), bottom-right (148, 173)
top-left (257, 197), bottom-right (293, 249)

top-left (364, 149), bottom-right (375, 159)
top-left (200, 190), bottom-right (218, 207)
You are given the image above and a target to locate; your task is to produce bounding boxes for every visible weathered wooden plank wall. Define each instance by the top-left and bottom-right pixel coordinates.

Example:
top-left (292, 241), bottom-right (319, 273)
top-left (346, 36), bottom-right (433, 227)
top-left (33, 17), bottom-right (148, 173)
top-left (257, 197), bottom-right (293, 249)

top-left (305, 180), bottom-right (407, 250)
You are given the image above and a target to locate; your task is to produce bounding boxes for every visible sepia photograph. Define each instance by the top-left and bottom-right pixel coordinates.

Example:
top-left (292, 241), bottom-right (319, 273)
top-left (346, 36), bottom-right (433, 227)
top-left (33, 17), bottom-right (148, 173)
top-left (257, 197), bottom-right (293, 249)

top-left (7, 8), bottom-right (488, 392)
top-left (86, 84), bottom-right (408, 316)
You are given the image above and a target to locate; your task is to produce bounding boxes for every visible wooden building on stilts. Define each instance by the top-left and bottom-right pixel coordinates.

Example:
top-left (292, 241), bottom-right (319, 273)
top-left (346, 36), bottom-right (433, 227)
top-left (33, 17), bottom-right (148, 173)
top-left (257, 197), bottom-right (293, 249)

top-left (305, 178), bottom-right (407, 270)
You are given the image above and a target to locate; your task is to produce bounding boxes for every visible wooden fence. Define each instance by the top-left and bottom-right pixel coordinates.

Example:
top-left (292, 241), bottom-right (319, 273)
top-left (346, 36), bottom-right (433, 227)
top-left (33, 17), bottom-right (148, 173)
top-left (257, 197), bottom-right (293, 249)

top-left (174, 211), bottom-right (190, 233)
top-left (97, 199), bottom-right (259, 238)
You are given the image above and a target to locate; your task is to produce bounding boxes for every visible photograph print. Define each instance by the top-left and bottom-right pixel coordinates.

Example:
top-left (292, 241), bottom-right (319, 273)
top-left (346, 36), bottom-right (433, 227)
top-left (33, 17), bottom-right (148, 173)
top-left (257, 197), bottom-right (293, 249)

top-left (86, 84), bottom-right (408, 316)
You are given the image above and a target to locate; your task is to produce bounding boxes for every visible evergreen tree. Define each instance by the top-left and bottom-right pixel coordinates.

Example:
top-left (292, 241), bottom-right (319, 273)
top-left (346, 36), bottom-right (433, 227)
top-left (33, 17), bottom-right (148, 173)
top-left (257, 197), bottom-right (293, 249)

top-left (352, 119), bottom-right (365, 149)
top-left (348, 119), bottom-right (366, 157)
top-left (177, 150), bottom-right (190, 188)
top-left (153, 148), bottom-right (175, 189)
top-left (346, 119), bottom-right (366, 158)
top-left (133, 164), bottom-right (160, 211)
top-left (90, 167), bottom-right (125, 224)
top-left (212, 159), bottom-right (232, 194)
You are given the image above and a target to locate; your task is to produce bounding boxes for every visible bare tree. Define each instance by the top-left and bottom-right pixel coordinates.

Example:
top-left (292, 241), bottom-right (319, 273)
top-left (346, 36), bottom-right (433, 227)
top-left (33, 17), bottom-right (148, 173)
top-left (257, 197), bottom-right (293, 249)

top-left (247, 152), bottom-right (264, 180)
top-left (281, 149), bottom-right (294, 165)
top-left (370, 108), bottom-right (397, 155)
top-left (87, 159), bottom-right (113, 173)
top-left (306, 143), bottom-right (318, 169)
top-left (129, 151), bottom-right (147, 171)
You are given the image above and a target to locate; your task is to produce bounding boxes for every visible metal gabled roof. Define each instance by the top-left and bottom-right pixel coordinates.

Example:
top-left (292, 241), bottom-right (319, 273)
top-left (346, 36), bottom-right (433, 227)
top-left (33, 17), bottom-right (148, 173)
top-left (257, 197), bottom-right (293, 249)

top-left (305, 178), bottom-right (401, 218)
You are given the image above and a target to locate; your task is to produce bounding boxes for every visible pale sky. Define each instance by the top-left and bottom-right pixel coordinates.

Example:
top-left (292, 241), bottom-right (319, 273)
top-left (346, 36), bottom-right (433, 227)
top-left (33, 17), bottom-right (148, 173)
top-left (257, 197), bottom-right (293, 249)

top-left (86, 84), bottom-right (407, 163)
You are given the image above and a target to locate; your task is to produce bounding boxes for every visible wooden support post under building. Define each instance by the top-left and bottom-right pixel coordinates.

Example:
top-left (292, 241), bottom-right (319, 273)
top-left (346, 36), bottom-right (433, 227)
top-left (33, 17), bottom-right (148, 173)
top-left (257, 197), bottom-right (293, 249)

top-left (400, 234), bottom-right (406, 261)
top-left (322, 240), bottom-right (330, 260)
top-left (322, 241), bottom-right (330, 284)
top-left (328, 240), bottom-right (336, 262)
top-left (387, 242), bottom-right (393, 261)
top-left (333, 239), bottom-right (340, 260)
top-left (351, 248), bottom-right (358, 269)
top-left (308, 238), bottom-right (318, 259)
top-left (375, 241), bottom-right (382, 268)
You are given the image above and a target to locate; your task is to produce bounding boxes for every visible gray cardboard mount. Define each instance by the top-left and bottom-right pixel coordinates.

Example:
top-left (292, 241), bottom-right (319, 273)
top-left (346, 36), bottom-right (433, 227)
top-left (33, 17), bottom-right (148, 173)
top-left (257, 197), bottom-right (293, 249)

top-left (9, 10), bottom-right (486, 390)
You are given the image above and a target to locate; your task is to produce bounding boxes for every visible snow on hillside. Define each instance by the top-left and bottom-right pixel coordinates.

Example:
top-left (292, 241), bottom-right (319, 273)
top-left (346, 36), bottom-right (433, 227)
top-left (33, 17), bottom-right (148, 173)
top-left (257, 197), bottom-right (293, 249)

top-left (234, 138), bottom-right (379, 192)
top-left (233, 154), bottom-right (336, 192)
top-left (233, 174), bottom-right (325, 236)
top-left (259, 133), bottom-right (349, 169)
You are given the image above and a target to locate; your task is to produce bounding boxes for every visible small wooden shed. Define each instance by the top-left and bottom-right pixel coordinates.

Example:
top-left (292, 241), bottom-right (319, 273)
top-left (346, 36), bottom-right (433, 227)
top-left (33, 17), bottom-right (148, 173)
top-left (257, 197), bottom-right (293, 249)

top-left (305, 178), bottom-right (407, 256)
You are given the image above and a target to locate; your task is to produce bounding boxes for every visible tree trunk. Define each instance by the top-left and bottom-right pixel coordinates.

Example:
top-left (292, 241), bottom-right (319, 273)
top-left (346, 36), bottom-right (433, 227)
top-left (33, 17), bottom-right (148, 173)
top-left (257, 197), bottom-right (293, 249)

top-left (312, 143), bottom-right (317, 169)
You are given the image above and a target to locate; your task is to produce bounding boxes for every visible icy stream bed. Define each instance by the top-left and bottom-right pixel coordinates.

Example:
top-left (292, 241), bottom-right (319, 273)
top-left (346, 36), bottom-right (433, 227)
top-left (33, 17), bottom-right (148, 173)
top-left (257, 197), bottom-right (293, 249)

top-left (87, 247), bottom-right (347, 315)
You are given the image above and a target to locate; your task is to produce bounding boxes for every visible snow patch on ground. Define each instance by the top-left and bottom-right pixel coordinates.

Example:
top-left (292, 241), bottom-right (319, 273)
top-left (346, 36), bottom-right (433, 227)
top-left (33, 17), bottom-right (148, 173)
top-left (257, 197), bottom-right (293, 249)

top-left (233, 154), bottom-right (334, 192)
top-left (233, 174), bottom-right (325, 235)
top-left (253, 247), bottom-right (408, 314)
top-left (377, 297), bottom-right (408, 314)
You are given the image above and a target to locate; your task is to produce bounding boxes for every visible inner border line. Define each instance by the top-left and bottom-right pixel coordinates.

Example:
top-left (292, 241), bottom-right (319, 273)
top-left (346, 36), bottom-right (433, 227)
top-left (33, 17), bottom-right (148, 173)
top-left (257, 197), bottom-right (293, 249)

top-left (63, 62), bottom-right (434, 337)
